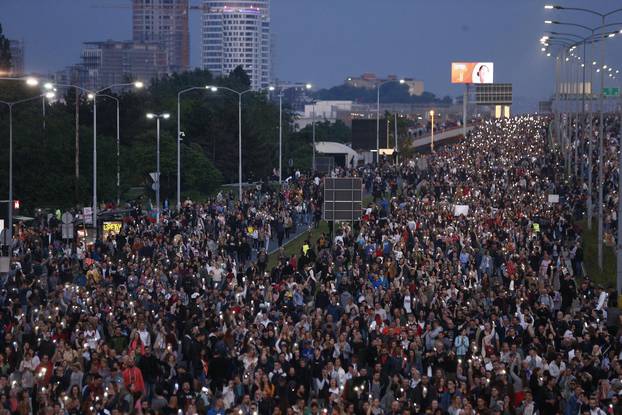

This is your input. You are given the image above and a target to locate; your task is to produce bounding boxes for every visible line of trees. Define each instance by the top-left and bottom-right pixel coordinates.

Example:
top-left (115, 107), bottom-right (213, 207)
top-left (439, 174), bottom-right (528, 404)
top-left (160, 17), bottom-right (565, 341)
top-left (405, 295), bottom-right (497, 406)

top-left (0, 66), bottom-right (327, 211)
top-left (314, 82), bottom-right (452, 104)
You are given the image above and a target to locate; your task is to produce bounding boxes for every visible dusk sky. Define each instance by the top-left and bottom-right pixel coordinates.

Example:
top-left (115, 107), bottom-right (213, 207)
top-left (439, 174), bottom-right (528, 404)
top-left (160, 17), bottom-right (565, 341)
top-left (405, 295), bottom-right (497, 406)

top-left (2, 0), bottom-right (622, 110)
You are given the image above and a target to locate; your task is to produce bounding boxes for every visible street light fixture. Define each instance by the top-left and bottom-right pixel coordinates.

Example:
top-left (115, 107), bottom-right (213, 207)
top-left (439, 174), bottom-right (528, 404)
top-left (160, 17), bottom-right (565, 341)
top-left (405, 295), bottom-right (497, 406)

top-left (429, 110), bottom-right (435, 153)
top-left (146, 112), bottom-right (170, 223)
top-left (269, 82), bottom-right (313, 182)
top-left (207, 85), bottom-right (254, 199)
top-left (175, 84), bottom-right (226, 210)
top-left (376, 78), bottom-right (405, 164)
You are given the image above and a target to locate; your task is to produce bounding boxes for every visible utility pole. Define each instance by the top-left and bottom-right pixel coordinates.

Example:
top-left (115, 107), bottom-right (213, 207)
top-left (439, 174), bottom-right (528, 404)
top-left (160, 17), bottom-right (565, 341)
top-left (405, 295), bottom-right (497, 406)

top-left (75, 91), bottom-right (80, 202)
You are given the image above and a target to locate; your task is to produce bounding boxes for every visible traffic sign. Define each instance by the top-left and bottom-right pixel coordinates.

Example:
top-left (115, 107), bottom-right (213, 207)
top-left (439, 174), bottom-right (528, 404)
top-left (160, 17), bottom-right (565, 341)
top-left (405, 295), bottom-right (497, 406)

top-left (62, 224), bottom-right (74, 240)
top-left (602, 87), bottom-right (620, 97)
top-left (151, 183), bottom-right (159, 191)
top-left (61, 212), bottom-right (74, 224)
top-left (149, 172), bottom-right (160, 182)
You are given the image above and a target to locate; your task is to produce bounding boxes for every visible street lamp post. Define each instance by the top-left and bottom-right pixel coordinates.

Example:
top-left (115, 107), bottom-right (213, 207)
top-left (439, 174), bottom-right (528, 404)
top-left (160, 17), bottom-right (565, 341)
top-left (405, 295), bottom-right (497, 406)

top-left (208, 86), bottom-right (253, 200)
top-left (92, 82), bottom-right (143, 235)
top-left (376, 79), bottom-right (405, 164)
top-left (312, 102), bottom-right (316, 172)
top-left (146, 113), bottom-right (170, 224)
top-left (0, 92), bottom-right (55, 262)
top-left (176, 85), bottom-right (218, 209)
top-left (430, 110), bottom-right (435, 152)
top-left (98, 94), bottom-right (121, 206)
top-left (268, 83), bottom-right (312, 183)
top-left (617, 76), bottom-right (622, 300)
top-left (597, 30), bottom-right (605, 270)
top-left (394, 112), bottom-right (399, 165)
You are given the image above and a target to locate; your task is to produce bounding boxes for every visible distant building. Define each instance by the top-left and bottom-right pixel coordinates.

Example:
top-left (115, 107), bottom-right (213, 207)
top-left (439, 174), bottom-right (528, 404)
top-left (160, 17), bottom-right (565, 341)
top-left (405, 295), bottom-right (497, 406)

top-left (132, 0), bottom-right (190, 73)
top-left (303, 101), bottom-right (352, 119)
top-left (8, 39), bottom-right (24, 75)
top-left (294, 101), bottom-right (352, 130)
top-left (78, 40), bottom-right (168, 90)
top-left (346, 73), bottom-right (425, 96)
top-left (202, 0), bottom-right (271, 90)
top-left (53, 64), bottom-right (90, 89)
top-left (294, 100), bottom-right (462, 130)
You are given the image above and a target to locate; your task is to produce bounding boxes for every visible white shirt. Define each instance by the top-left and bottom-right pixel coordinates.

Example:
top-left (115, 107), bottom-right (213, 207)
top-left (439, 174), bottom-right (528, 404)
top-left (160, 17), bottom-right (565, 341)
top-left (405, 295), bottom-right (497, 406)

top-left (546, 360), bottom-right (566, 378)
top-left (84, 329), bottom-right (101, 349)
top-left (138, 329), bottom-right (151, 347)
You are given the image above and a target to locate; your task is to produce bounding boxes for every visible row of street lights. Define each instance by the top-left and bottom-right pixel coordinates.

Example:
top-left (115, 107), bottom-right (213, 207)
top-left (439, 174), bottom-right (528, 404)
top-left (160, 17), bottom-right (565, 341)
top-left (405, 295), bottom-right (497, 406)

top-left (1, 77), bottom-right (316, 244)
top-left (176, 83), bottom-right (312, 202)
top-left (541, 4), bottom-right (622, 296)
top-left (0, 88), bottom-right (56, 263)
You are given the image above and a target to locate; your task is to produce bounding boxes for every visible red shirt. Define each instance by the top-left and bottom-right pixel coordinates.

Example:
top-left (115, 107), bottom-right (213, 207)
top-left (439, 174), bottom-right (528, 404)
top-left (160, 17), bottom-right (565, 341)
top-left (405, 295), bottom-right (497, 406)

top-left (122, 366), bottom-right (145, 394)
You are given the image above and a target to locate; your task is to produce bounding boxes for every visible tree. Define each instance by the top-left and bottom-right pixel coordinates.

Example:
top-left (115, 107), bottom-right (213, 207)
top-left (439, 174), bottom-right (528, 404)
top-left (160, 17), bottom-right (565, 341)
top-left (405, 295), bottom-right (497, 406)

top-left (229, 65), bottom-right (251, 89)
top-left (314, 83), bottom-right (447, 104)
top-left (0, 24), bottom-right (11, 72)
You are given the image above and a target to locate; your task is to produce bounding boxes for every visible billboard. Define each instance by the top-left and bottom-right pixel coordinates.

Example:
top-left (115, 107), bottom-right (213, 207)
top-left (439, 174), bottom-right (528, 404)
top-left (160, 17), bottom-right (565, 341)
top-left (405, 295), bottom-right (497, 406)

top-left (451, 62), bottom-right (494, 84)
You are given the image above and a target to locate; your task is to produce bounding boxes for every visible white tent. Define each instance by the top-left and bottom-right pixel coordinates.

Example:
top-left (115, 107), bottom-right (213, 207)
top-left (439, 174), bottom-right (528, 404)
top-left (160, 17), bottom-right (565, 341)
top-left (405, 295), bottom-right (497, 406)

top-left (314, 141), bottom-right (359, 167)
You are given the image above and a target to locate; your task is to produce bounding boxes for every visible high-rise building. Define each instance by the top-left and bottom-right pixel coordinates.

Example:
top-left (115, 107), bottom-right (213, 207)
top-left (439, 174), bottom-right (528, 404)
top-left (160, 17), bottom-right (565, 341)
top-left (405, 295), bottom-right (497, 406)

top-left (202, 0), bottom-right (271, 90)
top-left (132, 0), bottom-right (190, 73)
top-left (79, 40), bottom-right (169, 90)
top-left (8, 39), bottom-right (24, 76)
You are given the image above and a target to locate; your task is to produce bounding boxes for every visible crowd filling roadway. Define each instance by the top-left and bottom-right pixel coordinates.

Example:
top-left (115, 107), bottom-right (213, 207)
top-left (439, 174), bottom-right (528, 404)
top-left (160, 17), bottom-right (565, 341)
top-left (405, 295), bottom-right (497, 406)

top-left (2, 115), bottom-right (622, 415)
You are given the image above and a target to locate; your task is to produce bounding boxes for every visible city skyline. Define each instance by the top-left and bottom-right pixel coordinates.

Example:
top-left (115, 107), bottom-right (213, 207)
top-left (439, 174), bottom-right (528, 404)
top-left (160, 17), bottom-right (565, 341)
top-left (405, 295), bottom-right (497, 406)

top-left (2, 0), bottom-right (622, 108)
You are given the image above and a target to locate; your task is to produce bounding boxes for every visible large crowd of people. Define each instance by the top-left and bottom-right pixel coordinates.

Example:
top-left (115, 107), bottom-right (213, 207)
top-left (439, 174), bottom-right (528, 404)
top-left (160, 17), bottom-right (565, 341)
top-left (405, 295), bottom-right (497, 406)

top-left (1, 115), bottom-right (621, 415)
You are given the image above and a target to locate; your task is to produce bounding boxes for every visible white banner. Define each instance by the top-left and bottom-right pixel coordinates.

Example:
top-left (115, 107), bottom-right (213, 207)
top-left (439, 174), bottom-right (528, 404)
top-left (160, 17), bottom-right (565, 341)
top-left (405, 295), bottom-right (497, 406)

top-left (454, 204), bottom-right (469, 216)
top-left (83, 207), bottom-right (93, 225)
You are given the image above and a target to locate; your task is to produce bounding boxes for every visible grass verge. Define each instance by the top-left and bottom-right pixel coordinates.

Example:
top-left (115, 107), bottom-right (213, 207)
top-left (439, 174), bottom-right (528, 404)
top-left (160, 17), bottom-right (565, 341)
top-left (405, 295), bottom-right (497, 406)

top-left (265, 195), bottom-right (373, 270)
top-left (579, 219), bottom-right (616, 288)
top-left (267, 221), bottom-right (329, 269)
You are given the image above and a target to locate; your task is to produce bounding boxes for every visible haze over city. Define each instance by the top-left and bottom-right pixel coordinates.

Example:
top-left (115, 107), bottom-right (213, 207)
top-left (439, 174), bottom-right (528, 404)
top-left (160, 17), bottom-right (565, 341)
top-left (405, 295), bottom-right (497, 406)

top-left (2, 0), bottom-right (621, 108)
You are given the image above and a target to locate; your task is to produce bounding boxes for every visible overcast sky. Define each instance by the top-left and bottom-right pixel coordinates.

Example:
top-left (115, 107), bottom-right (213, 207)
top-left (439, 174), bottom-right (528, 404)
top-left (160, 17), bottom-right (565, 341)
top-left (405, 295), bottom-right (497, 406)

top-left (2, 0), bottom-right (622, 109)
